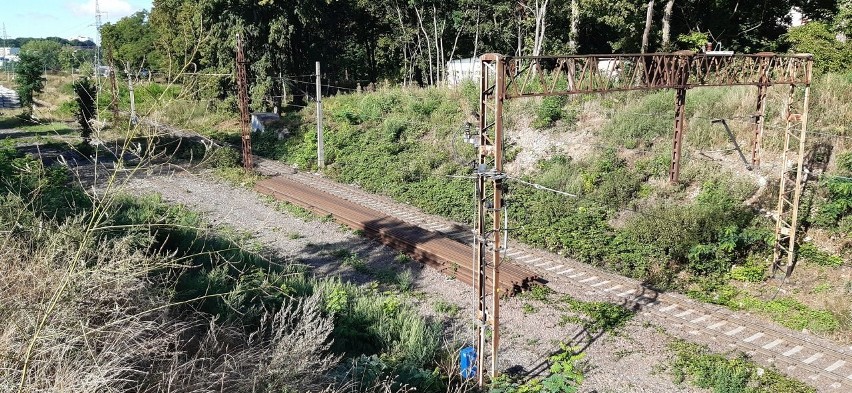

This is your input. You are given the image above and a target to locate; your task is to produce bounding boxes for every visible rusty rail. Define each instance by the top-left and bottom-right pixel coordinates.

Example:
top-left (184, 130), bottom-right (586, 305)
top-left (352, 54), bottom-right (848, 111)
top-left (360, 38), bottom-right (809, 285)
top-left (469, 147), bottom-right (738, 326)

top-left (255, 176), bottom-right (538, 295)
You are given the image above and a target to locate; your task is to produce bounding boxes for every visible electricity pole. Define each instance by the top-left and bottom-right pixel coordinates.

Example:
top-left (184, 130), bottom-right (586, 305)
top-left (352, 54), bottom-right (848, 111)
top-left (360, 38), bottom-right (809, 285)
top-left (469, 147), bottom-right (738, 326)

top-left (316, 61), bottom-right (324, 168)
top-left (108, 51), bottom-right (119, 121)
top-left (235, 33), bottom-right (253, 171)
top-left (2, 24), bottom-right (8, 81)
top-left (474, 54), bottom-right (507, 386)
top-left (94, 0), bottom-right (103, 79)
top-left (125, 62), bottom-right (137, 126)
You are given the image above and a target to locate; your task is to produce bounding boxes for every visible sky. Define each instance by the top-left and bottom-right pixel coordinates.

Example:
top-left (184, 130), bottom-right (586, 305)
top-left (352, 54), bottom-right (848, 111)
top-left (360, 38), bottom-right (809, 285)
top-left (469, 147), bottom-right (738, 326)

top-left (0, 0), bottom-right (153, 42)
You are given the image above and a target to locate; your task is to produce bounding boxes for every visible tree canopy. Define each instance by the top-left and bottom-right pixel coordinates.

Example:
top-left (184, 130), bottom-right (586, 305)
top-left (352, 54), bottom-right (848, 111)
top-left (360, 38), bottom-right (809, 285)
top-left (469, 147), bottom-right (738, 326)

top-left (100, 11), bottom-right (158, 71)
top-left (65, 0), bottom-right (842, 109)
top-left (15, 52), bottom-right (46, 116)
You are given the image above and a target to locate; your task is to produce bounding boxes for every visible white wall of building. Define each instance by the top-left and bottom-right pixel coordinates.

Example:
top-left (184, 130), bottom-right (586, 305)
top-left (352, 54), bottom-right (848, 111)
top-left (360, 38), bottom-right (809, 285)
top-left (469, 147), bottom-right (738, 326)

top-left (446, 58), bottom-right (480, 86)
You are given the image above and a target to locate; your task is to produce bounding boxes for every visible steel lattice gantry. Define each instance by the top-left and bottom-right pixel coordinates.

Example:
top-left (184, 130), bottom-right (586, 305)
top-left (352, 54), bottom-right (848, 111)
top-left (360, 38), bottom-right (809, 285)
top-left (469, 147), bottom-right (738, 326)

top-left (474, 52), bottom-right (812, 383)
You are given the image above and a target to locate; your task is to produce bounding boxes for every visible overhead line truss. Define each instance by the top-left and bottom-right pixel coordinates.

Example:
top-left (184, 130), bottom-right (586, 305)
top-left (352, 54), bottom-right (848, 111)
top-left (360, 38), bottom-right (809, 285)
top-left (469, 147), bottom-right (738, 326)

top-left (475, 51), bottom-right (812, 383)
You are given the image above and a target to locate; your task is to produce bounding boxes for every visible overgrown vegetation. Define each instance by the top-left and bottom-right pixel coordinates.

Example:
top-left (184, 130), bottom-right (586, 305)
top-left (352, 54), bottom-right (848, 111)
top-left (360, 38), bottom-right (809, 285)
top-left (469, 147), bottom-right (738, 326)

top-left (243, 75), bottom-right (850, 338)
top-left (669, 340), bottom-right (816, 393)
top-left (0, 142), bottom-right (470, 392)
top-left (557, 296), bottom-right (635, 335)
top-left (491, 343), bottom-right (585, 393)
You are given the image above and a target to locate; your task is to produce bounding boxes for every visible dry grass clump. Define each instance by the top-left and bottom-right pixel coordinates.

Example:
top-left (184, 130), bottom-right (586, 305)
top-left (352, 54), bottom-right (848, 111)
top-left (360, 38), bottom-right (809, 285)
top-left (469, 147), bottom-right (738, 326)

top-left (0, 198), bottom-right (344, 392)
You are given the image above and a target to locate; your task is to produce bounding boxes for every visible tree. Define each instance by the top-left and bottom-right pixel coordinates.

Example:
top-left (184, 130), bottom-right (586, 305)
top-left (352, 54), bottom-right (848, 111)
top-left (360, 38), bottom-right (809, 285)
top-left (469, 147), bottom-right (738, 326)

top-left (568, 0), bottom-right (579, 53)
top-left (21, 40), bottom-right (62, 71)
top-left (100, 11), bottom-right (159, 72)
top-left (641, 0), bottom-right (655, 53)
top-left (15, 52), bottom-right (45, 117)
top-left (58, 46), bottom-right (94, 74)
top-left (660, 0), bottom-right (675, 50)
top-left (835, 0), bottom-right (852, 39)
top-left (74, 77), bottom-right (97, 144)
top-left (783, 21), bottom-right (852, 73)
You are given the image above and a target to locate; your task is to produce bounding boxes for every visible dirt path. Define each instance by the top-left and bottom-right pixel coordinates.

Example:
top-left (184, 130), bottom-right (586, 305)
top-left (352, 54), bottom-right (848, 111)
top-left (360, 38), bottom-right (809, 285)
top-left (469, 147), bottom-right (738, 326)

top-left (120, 165), bottom-right (699, 393)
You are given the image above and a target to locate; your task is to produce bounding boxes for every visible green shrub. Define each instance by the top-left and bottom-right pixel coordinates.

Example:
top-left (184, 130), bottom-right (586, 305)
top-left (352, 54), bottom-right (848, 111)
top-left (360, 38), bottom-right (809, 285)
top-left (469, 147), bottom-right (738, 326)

top-left (56, 99), bottom-right (79, 118)
top-left (490, 343), bottom-right (584, 393)
top-left (798, 243), bottom-right (844, 267)
top-left (560, 296), bottom-right (634, 334)
top-left (782, 22), bottom-right (852, 74)
top-left (812, 153), bottom-right (852, 229)
top-left (669, 339), bottom-right (815, 393)
top-left (320, 280), bottom-right (444, 389)
top-left (205, 146), bottom-right (240, 168)
top-left (0, 146), bottom-right (90, 220)
top-left (621, 181), bottom-right (757, 276)
top-left (730, 259), bottom-right (766, 283)
top-left (533, 96), bottom-right (566, 128)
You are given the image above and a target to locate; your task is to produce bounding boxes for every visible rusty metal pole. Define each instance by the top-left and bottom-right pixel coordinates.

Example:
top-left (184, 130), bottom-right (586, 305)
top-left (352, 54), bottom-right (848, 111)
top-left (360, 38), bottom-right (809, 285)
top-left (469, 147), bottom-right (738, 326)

top-left (235, 33), bottom-right (253, 172)
top-left (668, 55), bottom-right (689, 183)
top-left (474, 55), bottom-right (490, 388)
top-left (490, 56), bottom-right (505, 380)
top-left (750, 54), bottom-right (770, 167)
top-left (669, 87), bottom-right (687, 183)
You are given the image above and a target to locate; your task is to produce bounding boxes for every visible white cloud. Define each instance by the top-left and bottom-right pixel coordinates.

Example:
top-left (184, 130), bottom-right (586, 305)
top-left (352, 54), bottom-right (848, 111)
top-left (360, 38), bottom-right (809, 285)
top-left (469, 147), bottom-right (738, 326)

top-left (68, 0), bottom-right (136, 20)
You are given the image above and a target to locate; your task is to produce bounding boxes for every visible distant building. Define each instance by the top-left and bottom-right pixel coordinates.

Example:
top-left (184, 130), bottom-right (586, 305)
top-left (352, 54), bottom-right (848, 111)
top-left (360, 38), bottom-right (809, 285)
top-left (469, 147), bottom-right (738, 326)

top-left (251, 112), bottom-right (280, 133)
top-left (70, 36), bottom-right (94, 43)
top-left (0, 47), bottom-right (20, 57)
top-left (446, 57), bottom-right (480, 86)
top-left (0, 48), bottom-right (19, 67)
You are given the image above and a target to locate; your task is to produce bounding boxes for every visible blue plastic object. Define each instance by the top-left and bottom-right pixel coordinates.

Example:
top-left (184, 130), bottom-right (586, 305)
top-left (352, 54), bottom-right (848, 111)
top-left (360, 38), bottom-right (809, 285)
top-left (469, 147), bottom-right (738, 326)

top-left (460, 346), bottom-right (477, 379)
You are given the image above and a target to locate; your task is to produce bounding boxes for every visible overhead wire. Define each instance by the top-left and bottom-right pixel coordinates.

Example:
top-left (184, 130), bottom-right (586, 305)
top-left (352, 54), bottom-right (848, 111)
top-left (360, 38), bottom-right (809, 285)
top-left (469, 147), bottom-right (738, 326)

top-left (505, 175), bottom-right (578, 198)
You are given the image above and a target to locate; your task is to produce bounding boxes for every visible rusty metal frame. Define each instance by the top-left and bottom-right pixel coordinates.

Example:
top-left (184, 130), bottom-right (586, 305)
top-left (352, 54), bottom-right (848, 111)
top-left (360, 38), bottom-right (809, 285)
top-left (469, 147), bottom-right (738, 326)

top-left (475, 51), bottom-right (812, 383)
top-left (235, 33), bottom-right (253, 171)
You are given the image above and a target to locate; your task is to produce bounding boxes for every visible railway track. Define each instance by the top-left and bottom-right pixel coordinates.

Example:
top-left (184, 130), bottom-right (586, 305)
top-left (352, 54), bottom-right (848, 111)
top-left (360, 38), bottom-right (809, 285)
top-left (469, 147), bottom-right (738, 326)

top-left (254, 176), bottom-right (538, 295)
top-left (252, 157), bottom-right (852, 392)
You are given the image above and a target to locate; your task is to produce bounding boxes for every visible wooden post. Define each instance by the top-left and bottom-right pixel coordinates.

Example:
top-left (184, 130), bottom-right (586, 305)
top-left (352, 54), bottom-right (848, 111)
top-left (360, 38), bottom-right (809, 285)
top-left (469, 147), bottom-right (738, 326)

top-left (125, 62), bottom-right (137, 126)
top-left (316, 61), bottom-right (324, 169)
top-left (108, 52), bottom-right (119, 122)
top-left (235, 33), bottom-right (253, 171)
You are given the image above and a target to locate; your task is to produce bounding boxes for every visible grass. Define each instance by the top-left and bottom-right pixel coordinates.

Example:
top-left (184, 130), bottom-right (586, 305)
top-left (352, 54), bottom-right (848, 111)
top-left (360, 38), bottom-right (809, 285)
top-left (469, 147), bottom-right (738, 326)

top-left (690, 283), bottom-right (841, 334)
top-left (432, 300), bottom-right (460, 317)
top-left (557, 295), bottom-right (634, 334)
top-left (522, 283), bottom-right (554, 302)
top-left (669, 339), bottom-right (816, 393)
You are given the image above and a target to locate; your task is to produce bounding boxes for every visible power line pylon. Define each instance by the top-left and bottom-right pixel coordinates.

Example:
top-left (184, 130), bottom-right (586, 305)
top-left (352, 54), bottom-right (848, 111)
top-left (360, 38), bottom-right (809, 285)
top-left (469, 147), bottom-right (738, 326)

top-left (235, 33), bottom-right (253, 171)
